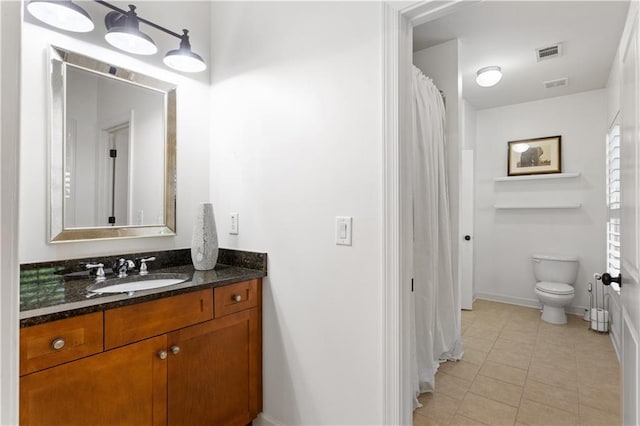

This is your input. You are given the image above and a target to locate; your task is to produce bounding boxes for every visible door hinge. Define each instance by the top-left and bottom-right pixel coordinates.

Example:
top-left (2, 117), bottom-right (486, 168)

top-left (411, 278), bottom-right (414, 293)
top-left (108, 216), bottom-right (116, 224)
top-left (110, 149), bottom-right (117, 158)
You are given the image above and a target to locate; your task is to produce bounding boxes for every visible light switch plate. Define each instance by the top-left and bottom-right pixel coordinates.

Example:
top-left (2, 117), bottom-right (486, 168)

top-left (230, 212), bottom-right (239, 235)
top-left (336, 216), bottom-right (352, 246)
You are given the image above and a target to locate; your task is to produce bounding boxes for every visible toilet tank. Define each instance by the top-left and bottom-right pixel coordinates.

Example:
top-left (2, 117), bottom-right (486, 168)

top-left (532, 254), bottom-right (579, 284)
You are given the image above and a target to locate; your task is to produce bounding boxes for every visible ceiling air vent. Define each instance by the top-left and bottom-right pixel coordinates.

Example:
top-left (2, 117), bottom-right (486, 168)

top-left (543, 77), bottom-right (569, 89)
top-left (536, 43), bottom-right (563, 62)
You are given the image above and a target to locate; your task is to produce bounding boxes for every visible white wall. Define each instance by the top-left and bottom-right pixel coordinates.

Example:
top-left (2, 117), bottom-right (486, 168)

top-left (475, 90), bottom-right (607, 313)
top-left (209, 2), bottom-right (383, 424)
top-left (413, 40), bottom-right (461, 296)
top-left (20, 1), bottom-right (211, 262)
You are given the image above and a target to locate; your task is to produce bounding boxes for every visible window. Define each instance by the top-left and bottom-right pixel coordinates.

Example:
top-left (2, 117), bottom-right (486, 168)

top-left (606, 124), bottom-right (620, 292)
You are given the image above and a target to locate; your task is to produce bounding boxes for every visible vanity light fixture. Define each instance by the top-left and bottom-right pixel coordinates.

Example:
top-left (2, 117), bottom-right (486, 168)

top-left (104, 4), bottom-right (157, 55)
top-left (163, 30), bottom-right (206, 73)
top-left (27, 0), bottom-right (207, 73)
top-left (476, 66), bottom-right (503, 88)
top-left (26, 0), bottom-right (94, 33)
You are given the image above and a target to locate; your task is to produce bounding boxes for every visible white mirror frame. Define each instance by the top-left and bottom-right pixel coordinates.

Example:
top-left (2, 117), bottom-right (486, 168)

top-left (48, 46), bottom-right (177, 242)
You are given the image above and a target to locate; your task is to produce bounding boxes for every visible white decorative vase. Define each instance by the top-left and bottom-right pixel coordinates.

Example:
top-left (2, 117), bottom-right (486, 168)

top-left (191, 203), bottom-right (219, 270)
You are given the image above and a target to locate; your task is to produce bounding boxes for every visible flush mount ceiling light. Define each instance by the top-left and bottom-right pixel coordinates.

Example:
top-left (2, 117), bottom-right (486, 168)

top-left (27, 0), bottom-right (94, 33)
top-left (27, 0), bottom-right (207, 73)
top-left (104, 5), bottom-right (157, 55)
top-left (163, 30), bottom-right (206, 73)
top-left (476, 66), bottom-right (503, 88)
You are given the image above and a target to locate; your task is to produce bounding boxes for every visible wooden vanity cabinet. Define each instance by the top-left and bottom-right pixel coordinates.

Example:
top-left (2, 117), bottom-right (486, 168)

top-left (20, 279), bottom-right (262, 426)
top-left (21, 335), bottom-right (168, 426)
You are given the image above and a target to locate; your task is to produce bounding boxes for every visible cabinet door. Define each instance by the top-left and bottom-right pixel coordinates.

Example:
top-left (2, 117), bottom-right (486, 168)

top-left (168, 308), bottom-right (259, 426)
top-left (21, 335), bottom-right (167, 426)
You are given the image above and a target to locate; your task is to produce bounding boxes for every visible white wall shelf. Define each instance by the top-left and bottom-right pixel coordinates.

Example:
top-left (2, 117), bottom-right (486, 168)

top-left (493, 172), bottom-right (580, 182)
top-left (494, 203), bottom-right (582, 209)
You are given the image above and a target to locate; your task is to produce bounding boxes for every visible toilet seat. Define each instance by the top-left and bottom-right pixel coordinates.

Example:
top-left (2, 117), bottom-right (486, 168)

top-left (536, 281), bottom-right (574, 295)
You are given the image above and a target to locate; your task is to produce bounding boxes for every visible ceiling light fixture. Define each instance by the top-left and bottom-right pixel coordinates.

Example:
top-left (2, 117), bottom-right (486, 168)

top-left (27, 0), bottom-right (207, 73)
top-left (27, 0), bottom-right (94, 33)
top-left (476, 66), bottom-right (503, 88)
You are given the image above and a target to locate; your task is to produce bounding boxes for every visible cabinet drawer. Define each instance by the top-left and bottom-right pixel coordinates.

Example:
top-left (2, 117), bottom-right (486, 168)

top-left (20, 312), bottom-right (103, 376)
top-left (214, 280), bottom-right (258, 318)
top-left (105, 289), bottom-right (213, 349)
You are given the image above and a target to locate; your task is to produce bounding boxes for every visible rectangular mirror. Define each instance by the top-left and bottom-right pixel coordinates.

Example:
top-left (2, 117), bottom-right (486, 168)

top-left (49, 46), bottom-right (177, 242)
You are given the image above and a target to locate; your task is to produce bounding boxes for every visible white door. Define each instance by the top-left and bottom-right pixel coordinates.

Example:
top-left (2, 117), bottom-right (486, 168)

top-left (459, 149), bottom-right (474, 310)
top-left (620, 8), bottom-right (640, 425)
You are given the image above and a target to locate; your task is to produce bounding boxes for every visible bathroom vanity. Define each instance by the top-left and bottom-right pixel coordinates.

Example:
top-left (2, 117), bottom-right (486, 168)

top-left (19, 249), bottom-right (266, 426)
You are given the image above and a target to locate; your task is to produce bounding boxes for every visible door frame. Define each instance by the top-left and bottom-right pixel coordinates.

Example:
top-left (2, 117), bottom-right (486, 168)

top-left (0, 1), bottom-right (22, 424)
top-left (382, 1), bottom-right (478, 423)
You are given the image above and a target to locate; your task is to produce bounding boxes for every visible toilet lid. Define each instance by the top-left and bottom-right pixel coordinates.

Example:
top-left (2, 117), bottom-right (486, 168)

top-left (536, 281), bottom-right (574, 295)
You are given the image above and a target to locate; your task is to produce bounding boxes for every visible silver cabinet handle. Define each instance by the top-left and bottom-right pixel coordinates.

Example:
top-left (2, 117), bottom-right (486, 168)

top-left (233, 294), bottom-right (242, 302)
top-left (157, 350), bottom-right (168, 360)
top-left (170, 345), bottom-right (180, 355)
top-left (51, 338), bottom-right (65, 350)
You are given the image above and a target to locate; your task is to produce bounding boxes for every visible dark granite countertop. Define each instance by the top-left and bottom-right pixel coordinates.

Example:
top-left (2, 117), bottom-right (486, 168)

top-left (20, 248), bottom-right (267, 327)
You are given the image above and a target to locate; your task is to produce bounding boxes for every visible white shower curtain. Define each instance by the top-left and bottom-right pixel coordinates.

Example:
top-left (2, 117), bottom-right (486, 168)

top-left (410, 65), bottom-right (462, 406)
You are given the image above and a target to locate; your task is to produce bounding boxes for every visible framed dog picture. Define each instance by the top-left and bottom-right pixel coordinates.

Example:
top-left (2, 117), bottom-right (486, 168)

top-left (507, 135), bottom-right (561, 176)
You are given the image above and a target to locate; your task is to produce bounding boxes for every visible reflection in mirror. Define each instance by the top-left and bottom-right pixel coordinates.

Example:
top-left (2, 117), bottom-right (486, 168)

top-left (49, 46), bottom-right (177, 242)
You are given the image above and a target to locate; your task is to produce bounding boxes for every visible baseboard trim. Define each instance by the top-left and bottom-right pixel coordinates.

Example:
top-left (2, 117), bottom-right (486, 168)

top-left (475, 292), bottom-right (587, 316)
top-left (253, 413), bottom-right (282, 426)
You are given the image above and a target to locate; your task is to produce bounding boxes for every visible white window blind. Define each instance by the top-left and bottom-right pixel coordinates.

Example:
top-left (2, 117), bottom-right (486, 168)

top-left (606, 124), bottom-right (620, 289)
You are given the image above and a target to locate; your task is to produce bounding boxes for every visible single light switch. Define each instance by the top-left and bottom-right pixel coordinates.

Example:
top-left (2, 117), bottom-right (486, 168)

top-left (336, 216), bottom-right (352, 246)
top-left (230, 212), bottom-right (239, 235)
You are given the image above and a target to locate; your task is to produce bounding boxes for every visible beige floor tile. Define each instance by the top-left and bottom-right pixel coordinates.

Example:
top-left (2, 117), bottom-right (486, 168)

top-left (469, 375), bottom-right (523, 407)
top-left (434, 371), bottom-right (472, 400)
top-left (462, 336), bottom-right (496, 353)
top-left (415, 392), bottom-right (460, 425)
top-left (487, 345), bottom-right (532, 370)
top-left (576, 349), bottom-right (619, 370)
top-left (438, 360), bottom-right (480, 382)
top-left (449, 300), bottom-right (621, 426)
top-left (534, 340), bottom-right (575, 359)
top-left (522, 378), bottom-right (579, 414)
top-left (478, 360), bottom-right (527, 386)
top-left (530, 350), bottom-right (576, 372)
top-left (500, 328), bottom-right (538, 345)
top-left (413, 412), bottom-right (447, 426)
top-left (493, 337), bottom-right (535, 354)
top-left (578, 380), bottom-right (621, 415)
top-left (461, 347), bottom-right (488, 366)
top-left (448, 414), bottom-right (487, 425)
top-left (464, 324), bottom-right (501, 341)
top-left (527, 362), bottom-right (578, 391)
top-left (516, 399), bottom-right (578, 425)
top-left (457, 392), bottom-right (518, 426)
top-left (578, 404), bottom-right (620, 425)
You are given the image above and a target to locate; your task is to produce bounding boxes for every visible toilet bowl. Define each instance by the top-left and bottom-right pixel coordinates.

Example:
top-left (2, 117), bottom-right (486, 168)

top-left (532, 254), bottom-right (579, 324)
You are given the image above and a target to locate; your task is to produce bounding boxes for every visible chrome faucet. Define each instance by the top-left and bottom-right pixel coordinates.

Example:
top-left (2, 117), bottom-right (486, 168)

top-left (137, 257), bottom-right (156, 275)
top-left (114, 258), bottom-right (135, 278)
top-left (85, 263), bottom-right (106, 281)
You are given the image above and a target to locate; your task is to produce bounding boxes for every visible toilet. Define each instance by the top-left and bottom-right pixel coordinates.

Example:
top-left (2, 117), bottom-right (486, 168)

top-left (532, 254), bottom-right (579, 324)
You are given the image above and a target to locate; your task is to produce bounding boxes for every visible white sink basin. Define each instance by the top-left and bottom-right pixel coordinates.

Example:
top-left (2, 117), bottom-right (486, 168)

top-left (86, 273), bottom-right (190, 295)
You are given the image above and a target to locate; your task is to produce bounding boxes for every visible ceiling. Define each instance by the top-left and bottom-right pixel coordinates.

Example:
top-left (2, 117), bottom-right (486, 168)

top-left (413, 1), bottom-right (630, 110)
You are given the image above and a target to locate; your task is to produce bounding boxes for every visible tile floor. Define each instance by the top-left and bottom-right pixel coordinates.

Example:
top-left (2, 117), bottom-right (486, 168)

top-left (413, 300), bottom-right (621, 426)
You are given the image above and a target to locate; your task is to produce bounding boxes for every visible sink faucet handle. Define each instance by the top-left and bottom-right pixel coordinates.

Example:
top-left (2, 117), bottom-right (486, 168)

top-left (85, 263), bottom-right (106, 280)
top-left (138, 257), bottom-right (156, 275)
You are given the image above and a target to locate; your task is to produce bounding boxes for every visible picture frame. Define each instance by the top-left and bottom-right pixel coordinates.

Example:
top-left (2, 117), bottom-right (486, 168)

top-left (507, 135), bottom-right (562, 176)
